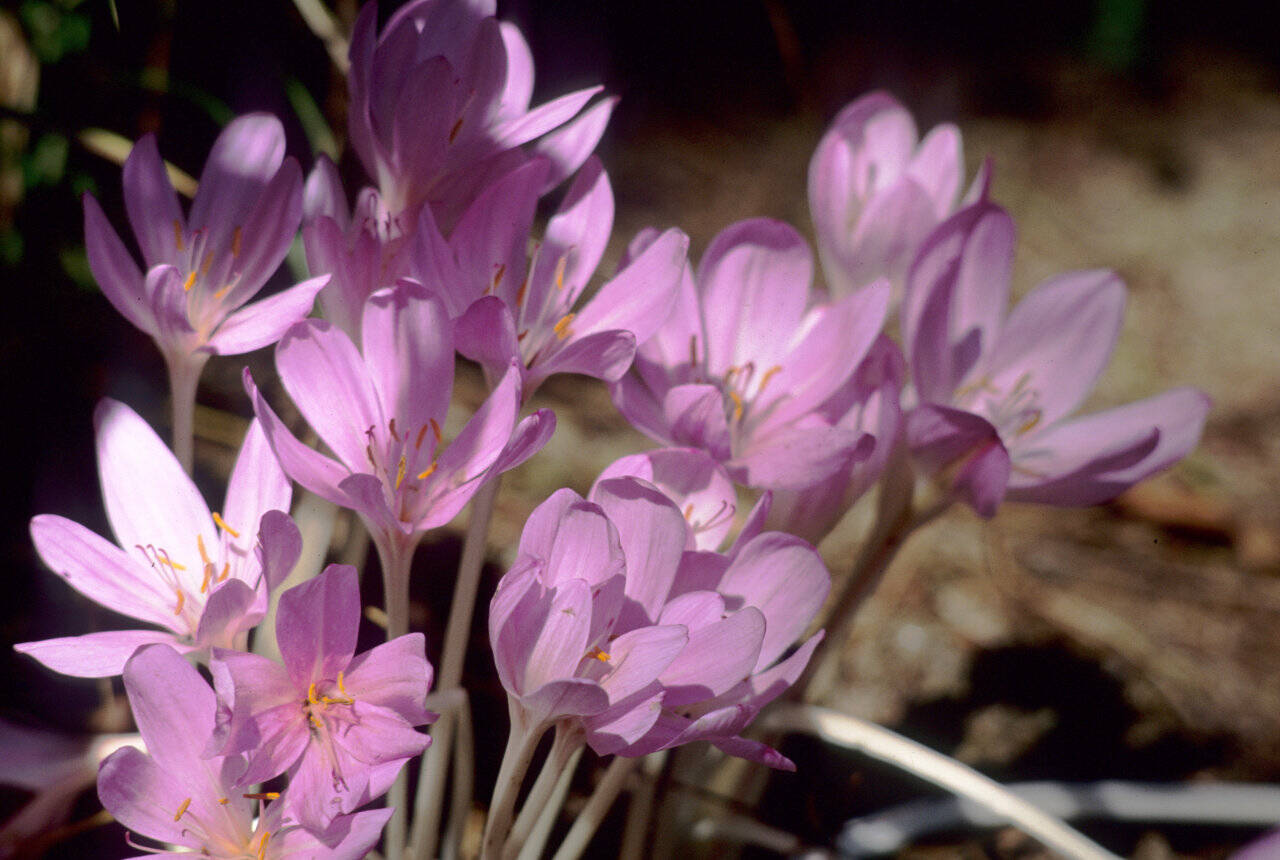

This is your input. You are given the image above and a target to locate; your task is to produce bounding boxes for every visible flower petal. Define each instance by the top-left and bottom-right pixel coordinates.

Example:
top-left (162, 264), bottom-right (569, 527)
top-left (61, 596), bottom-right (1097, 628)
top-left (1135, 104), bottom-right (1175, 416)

top-left (362, 283), bottom-right (453, 436)
top-left (275, 564), bottom-right (360, 690)
top-left (188, 114), bottom-right (287, 245)
top-left (16, 630), bottom-right (188, 678)
top-left (246, 369), bottom-right (353, 508)
top-left (204, 275), bottom-right (326, 356)
top-left (531, 96), bottom-right (618, 190)
top-left (122, 134), bottom-right (183, 269)
top-left (83, 194), bottom-right (151, 336)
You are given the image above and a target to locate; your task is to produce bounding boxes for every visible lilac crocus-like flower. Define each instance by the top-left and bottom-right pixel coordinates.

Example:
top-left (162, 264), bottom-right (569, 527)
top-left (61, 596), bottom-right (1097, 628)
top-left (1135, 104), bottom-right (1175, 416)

top-left (612, 217), bottom-right (890, 491)
top-left (99, 643), bottom-right (391, 859)
top-left (767, 335), bottom-right (907, 544)
top-left (489, 487), bottom-right (689, 743)
top-left (211, 565), bottom-right (433, 833)
top-left (901, 201), bottom-right (1211, 516)
top-left (411, 157), bottom-right (690, 397)
top-left (809, 91), bottom-right (988, 298)
top-left (247, 281), bottom-right (553, 560)
top-left (584, 479), bottom-right (830, 769)
top-left (16, 400), bottom-right (300, 677)
top-left (83, 113), bottom-right (327, 364)
top-left (347, 0), bottom-right (612, 226)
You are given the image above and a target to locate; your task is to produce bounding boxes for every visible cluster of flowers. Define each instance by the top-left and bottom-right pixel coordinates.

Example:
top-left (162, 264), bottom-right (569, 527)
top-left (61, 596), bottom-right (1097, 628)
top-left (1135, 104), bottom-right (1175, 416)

top-left (15, 0), bottom-right (1209, 856)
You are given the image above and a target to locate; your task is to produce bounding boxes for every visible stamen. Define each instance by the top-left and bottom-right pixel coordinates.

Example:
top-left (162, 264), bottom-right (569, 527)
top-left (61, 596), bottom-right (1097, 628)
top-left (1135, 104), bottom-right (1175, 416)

top-left (449, 116), bottom-right (464, 144)
top-left (416, 460), bottom-right (438, 481)
top-left (173, 220), bottom-right (185, 251)
top-left (200, 565), bottom-right (212, 594)
top-left (242, 792), bottom-right (281, 801)
top-left (553, 313), bottom-right (576, 341)
top-left (689, 335), bottom-right (698, 368)
top-left (587, 647), bottom-right (610, 662)
top-left (757, 365), bottom-right (783, 395)
top-left (1016, 411), bottom-right (1042, 436)
top-left (517, 329), bottom-right (529, 342)
top-left (211, 512), bottom-right (240, 538)
top-left (213, 285), bottom-right (231, 300)
top-left (196, 533), bottom-right (212, 566)
top-left (728, 391), bottom-right (744, 422)
top-left (493, 263), bottom-right (506, 288)
top-left (217, 563), bottom-right (229, 583)
top-left (173, 589), bottom-right (185, 616)
top-left (395, 455), bottom-right (407, 490)
top-left (183, 270), bottom-right (197, 291)
top-left (683, 503), bottom-right (695, 521)
top-left (156, 548), bottom-right (186, 572)
top-left (173, 797), bottom-right (191, 821)
top-left (515, 279), bottom-right (528, 307)
top-left (218, 797), bottom-right (230, 805)
top-left (231, 226), bottom-right (243, 258)
top-left (554, 254), bottom-right (568, 291)
top-left (337, 670), bottom-right (348, 696)
top-left (308, 683), bottom-right (320, 705)
top-left (389, 417), bottom-right (399, 440)
top-left (199, 251), bottom-right (213, 278)
top-left (430, 418), bottom-right (442, 445)
top-left (365, 443), bottom-right (377, 468)
top-left (415, 423), bottom-right (430, 449)
top-left (257, 830), bottom-right (271, 860)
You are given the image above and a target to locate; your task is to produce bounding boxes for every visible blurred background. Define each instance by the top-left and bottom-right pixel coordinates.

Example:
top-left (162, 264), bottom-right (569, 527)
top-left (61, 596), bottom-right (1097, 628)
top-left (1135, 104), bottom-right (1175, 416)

top-left (2, 0), bottom-right (1279, 856)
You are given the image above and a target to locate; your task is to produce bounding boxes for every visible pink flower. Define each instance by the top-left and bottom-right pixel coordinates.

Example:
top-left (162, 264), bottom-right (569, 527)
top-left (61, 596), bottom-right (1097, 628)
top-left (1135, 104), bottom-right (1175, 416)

top-left (247, 281), bottom-right (553, 545)
top-left (83, 114), bottom-right (327, 363)
top-left (612, 217), bottom-right (889, 491)
top-left (346, 0), bottom-right (611, 226)
top-left (809, 91), bottom-right (988, 298)
top-left (16, 400), bottom-right (300, 677)
top-left (902, 201), bottom-right (1211, 516)
top-left (211, 565), bottom-right (433, 833)
top-left (98, 643), bottom-right (391, 859)
top-left (410, 157), bottom-right (689, 397)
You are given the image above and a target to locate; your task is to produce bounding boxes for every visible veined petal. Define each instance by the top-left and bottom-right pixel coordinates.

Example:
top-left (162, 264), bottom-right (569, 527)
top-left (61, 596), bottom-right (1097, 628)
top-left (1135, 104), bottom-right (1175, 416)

top-left (660, 608), bottom-right (765, 707)
top-left (529, 329), bottom-right (636, 388)
top-left (449, 159), bottom-right (547, 310)
top-left (246, 369), bottom-right (353, 508)
top-left (729, 422), bottom-right (866, 491)
top-left (30, 514), bottom-right (176, 629)
top-left (276, 319), bottom-right (386, 473)
top-left (344, 632), bottom-right (433, 725)
top-left (83, 194), bottom-right (152, 336)
top-left (16, 630), bottom-right (188, 679)
top-left (122, 134), bottom-right (183, 268)
top-left (204, 275), bottom-right (327, 356)
top-left (489, 86), bottom-right (603, 151)
top-left (595, 625), bottom-right (688, 704)
top-left (95, 399), bottom-right (217, 576)
top-left (97, 746), bottom-right (196, 848)
top-left (193, 579), bottom-right (259, 650)
top-left (455, 296), bottom-right (521, 382)
top-left (531, 96), bottom-right (617, 190)
top-left (146, 265), bottom-right (198, 352)
top-left (594, 448), bottom-right (737, 551)
top-left (544, 503), bottom-right (625, 590)
top-left (590, 477), bottom-right (689, 628)
top-left (697, 219), bottom-right (812, 374)
top-left (362, 282), bottom-right (454, 435)
top-left (719, 532), bottom-right (830, 671)
top-left (188, 114), bottom-right (287, 245)
top-left (523, 579), bottom-right (593, 693)
top-left (219, 159), bottom-right (304, 311)
top-left (907, 122), bottom-right (963, 217)
top-left (570, 227), bottom-right (689, 345)
top-left (1006, 387), bottom-right (1210, 506)
top-left (303, 153), bottom-right (349, 228)
top-left (121, 644), bottom-right (224, 780)
top-left (526, 155), bottom-right (614, 313)
top-left (221, 420), bottom-right (291, 565)
top-left (979, 269), bottom-right (1126, 427)
top-left (663, 384), bottom-right (732, 461)
top-left (275, 564), bottom-right (360, 690)
top-left (256, 509), bottom-right (303, 594)
top-left (488, 408), bottom-right (556, 474)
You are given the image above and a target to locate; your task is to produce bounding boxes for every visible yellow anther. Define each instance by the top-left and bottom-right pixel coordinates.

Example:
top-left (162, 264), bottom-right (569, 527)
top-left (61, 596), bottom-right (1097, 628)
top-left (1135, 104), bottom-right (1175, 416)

top-left (553, 313), bottom-right (576, 341)
top-left (395, 455), bottom-right (407, 490)
top-left (242, 792), bottom-right (280, 801)
top-left (493, 263), bottom-right (506, 288)
top-left (173, 220), bottom-right (185, 250)
top-left (213, 285), bottom-right (231, 300)
top-left (308, 683), bottom-right (319, 705)
top-left (211, 512), bottom-right (240, 538)
top-left (430, 418), bottom-right (442, 445)
top-left (231, 226), bottom-right (243, 258)
top-left (257, 829), bottom-right (271, 860)
top-left (200, 565), bottom-right (211, 594)
top-left (173, 589), bottom-right (185, 616)
top-left (197, 533), bottom-right (212, 566)
top-left (217, 562), bottom-right (230, 583)
top-left (515, 279), bottom-right (528, 307)
top-left (587, 647), bottom-right (610, 662)
top-left (1016, 411), bottom-right (1042, 436)
top-left (554, 254), bottom-right (568, 291)
top-left (683, 503), bottom-right (695, 521)
top-left (218, 797), bottom-right (230, 805)
top-left (199, 251), bottom-right (213, 278)
top-left (415, 423), bottom-right (430, 449)
top-left (173, 797), bottom-right (191, 821)
top-left (183, 270), bottom-right (197, 291)
top-left (757, 365), bottom-right (783, 395)
top-left (156, 548), bottom-right (186, 571)
top-left (337, 670), bottom-right (348, 696)
top-left (449, 116), bottom-right (464, 144)
top-left (728, 390), bottom-right (744, 422)
top-left (416, 460), bottom-right (438, 481)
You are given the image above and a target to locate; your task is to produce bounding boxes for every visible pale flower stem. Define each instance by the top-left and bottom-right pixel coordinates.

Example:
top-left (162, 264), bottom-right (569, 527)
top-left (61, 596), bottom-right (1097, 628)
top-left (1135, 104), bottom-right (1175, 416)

top-left (506, 725), bottom-right (583, 858)
top-left (481, 705), bottom-right (545, 860)
top-left (163, 352), bottom-right (207, 475)
top-left (517, 745), bottom-right (584, 860)
top-left (618, 752), bottom-right (666, 860)
top-left (763, 703), bottom-right (1120, 860)
top-left (410, 476), bottom-right (502, 860)
top-left (441, 692), bottom-right (475, 860)
top-left (374, 531), bottom-right (422, 860)
top-left (550, 756), bottom-right (637, 860)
